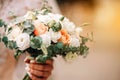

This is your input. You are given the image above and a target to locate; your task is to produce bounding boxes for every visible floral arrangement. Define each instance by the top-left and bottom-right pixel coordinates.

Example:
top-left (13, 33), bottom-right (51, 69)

top-left (0, 5), bottom-right (91, 80)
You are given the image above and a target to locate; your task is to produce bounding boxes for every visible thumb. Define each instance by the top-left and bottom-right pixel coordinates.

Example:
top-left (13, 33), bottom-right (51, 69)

top-left (24, 56), bottom-right (34, 64)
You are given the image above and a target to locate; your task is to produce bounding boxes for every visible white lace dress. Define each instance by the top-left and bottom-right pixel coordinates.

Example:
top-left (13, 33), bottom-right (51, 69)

top-left (0, 0), bottom-right (60, 80)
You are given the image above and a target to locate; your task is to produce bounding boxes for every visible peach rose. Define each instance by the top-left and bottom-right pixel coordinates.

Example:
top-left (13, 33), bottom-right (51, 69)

top-left (58, 29), bottom-right (71, 44)
top-left (34, 20), bottom-right (48, 36)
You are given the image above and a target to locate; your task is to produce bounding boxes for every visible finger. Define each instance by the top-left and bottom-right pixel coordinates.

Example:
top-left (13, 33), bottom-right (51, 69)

top-left (29, 69), bottom-right (51, 78)
top-left (45, 59), bottom-right (53, 65)
top-left (30, 74), bottom-right (47, 80)
top-left (24, 56), bottom-right (35, 63)
top-left (24, 58), bottom-right (30, 63)
top-left (29, 64), bottom-right (53, 71)
top-left (30, 59), bottom-right (53, 65)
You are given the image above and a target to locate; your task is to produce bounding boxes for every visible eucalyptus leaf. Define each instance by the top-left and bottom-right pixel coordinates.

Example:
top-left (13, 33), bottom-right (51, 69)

top-left (7, 27), bottom-right (12, 34)
top-left (52, 22), bottom-right (62, 32)
top-left (14, 50), bottom-right (24, 60)
top-left (41, 8), bottom-right (51, 15)
top-left (30, 36), bottom-right (42, 49)
top-left (23, 21), bottom-right (34, 34)
top-left (48, 20), bottom-right (56, 28)
top-left (0, 19), bottom-right (5, 27)
top-left (2, 36), bottom-right (8, 46)
top-left (81, 36), bottom-right (89, 44)
top-left (56, 42), bottom-right (63, 49)
top-left (7, 41), bottom-right (17, 49)
top-left (23, 21), bottom-right (33, 28)
top-left (59, 16), bottom-right (64, 21)
top-left (36, 55), bottom-right (48, 63)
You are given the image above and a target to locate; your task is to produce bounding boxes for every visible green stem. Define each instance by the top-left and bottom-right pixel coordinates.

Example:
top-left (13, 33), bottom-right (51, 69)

top-left (23, 73), bottom-right (31, 80)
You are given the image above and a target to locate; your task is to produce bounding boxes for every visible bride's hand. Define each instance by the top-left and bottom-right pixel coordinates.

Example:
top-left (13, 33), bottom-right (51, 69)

top-left (25, 59), bottom-right (53, 80)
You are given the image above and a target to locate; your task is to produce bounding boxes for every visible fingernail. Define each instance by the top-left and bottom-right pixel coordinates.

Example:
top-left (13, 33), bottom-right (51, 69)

top-left (30, 60), bottom-right (35, 63)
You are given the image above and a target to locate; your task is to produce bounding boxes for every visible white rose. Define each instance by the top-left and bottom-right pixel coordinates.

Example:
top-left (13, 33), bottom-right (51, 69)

top-left (15, 33), bottom-right (30, 50)
top-left (62, 18), bottom-right (75, 34)
top-left (75, 27), bottom-right (83, 36)
top-left (48, 13), bottom-right (63, 22)
top-left (37, 14), bottom-right (52, 24)
top-left (40, 32), bottom-right (51, 47)
top-left (7, 25), bottom-right (22, 41)
top-left (65, 52), bottom-right (78, 63)
top-left (49, 29), bottom-right (61, 43)
top-left (70, 37), bottom-right (80, 47)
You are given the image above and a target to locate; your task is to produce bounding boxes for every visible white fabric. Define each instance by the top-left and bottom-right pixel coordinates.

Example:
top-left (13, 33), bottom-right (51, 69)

top-left (0, 0), bottom-right (60, 80)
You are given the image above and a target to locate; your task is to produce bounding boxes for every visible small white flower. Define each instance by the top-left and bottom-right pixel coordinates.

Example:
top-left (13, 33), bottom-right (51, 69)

top-left (40, 32), bottom-right (51, 47)
top-left (15, 33), bottom-right (30, 50)
top-left (65, 52), bottom-right (78, 62)
top-left (7, 25), bottom-right (22, 41)
top-left (70, 37), bottom-right (80, 47)
top-left (49, 29), bottom-right (61, 43)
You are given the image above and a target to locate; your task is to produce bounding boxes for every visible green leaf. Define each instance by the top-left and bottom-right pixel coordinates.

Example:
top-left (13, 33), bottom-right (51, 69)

top-left (56, 42), bottom-right (63, 49)
top-left (48, 20), bottom-right (56, 28)
top-left (0, 19), bottom-right (5, 27)
top-left (14, 50), bottom-right (24, 60)
top-left (59, 16), bottom-right (64, 21)
top-left (26, 47), bottom-right (43, 57)
top-left (80, 44), bottom-right (89, 56)
top-left (30, 36), bottom-right (42, 49)
top-left (52, 22), bottom-right (62, 32)
top-left (23, 21), bottom-right (33, 28)
top-left (47, 47), bottom-right (53, 57)
top-left (2, 36), bottom-right (8, 46)
top-left (23, 27), bottom-right (34, 34)
top-left (23, 21), bottom-right (34, 34)
top-left (36, 55), bottom-right (48, 63)
top-left (41, 8), bottom-right (51, 15)
top-left (7, 41), bottom-right (17, 49)
top-left (23, 73), bottom-right (31, 80)
top-left (8, 27), bottom-right (12, 33)
top-left (80, 36), bottom-right (89, 44)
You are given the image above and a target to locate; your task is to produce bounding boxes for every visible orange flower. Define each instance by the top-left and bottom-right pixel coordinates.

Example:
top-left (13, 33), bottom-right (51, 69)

top-left (58, 29), bottom-right (71, 44)
top-left (34, 20), bottom-right (48, 36)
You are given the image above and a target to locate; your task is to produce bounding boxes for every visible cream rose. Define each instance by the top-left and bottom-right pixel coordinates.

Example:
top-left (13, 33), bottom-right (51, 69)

top-left (33, 20), bottom-right (48, 36)
top-left (62, 18), bottom-right (75, 34)
top-left (15, 33), bottom-right (30, 50)
top-left (37, 14), bottom-right (52, 24)
top-left (49, 29), bottom-right (61, 43)
top-left (65, 52), bottom-right (78, 62)
top-left (48, 13), bottom-right (63, 22)
top-left (40, 32), bottom-right (51, 47)
top-left (70, 37), bottom-right (80, 47)
top-left (7, 25), bottom-right (22, 41)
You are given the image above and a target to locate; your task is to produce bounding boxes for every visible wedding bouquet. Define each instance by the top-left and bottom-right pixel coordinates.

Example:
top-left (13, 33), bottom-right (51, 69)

top-left (0, 7), bottom-right (90, 80)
